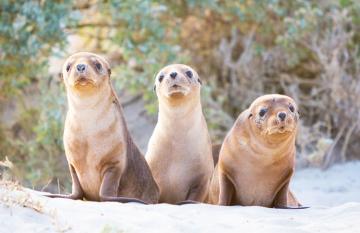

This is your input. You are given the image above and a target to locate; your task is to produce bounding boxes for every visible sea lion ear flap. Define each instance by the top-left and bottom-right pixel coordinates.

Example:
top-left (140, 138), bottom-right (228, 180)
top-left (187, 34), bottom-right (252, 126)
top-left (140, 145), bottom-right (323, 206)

top-left (152, 72), bottom-right (158, 92)
top-left (108, 68), bottom-right (111, 77)
top-left (248, 113), bottom-right (253, 119)
top-left (198, 78), bottom-right (202, 85)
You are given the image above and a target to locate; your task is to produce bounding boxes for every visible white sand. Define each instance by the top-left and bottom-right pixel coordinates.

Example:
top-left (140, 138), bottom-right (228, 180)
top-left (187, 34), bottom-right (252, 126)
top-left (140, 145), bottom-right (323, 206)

top-left (292, 162), bottom-right (360, 207)
top-left (1, 162), bottom-right (360, 233)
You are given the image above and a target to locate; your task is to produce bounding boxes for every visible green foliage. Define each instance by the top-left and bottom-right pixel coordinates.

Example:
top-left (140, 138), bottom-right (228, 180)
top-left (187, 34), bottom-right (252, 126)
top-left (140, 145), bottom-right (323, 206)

top-left (0, 0), bottom-right (76, 188)
top-left (0, 0), bottom-right (75, 97)
top-left (25, 78), bottom-right (67, 187)
top-left (101, 0), bottom-right (190, 113)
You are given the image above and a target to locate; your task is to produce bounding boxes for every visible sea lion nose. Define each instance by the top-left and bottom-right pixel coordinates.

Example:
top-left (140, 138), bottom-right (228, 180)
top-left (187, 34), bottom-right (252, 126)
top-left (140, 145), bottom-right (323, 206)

top-left (76, 64), bottom-right (86, 73)
top-left (170, 72), bottom-right (177, 79)
top-left (278, 112), bottom-right (287, 121)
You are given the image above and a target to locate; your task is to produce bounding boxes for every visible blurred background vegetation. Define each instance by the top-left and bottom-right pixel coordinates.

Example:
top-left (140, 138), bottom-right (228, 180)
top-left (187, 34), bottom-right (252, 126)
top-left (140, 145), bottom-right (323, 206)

top-left (0, 0), bottom-right (359, 192)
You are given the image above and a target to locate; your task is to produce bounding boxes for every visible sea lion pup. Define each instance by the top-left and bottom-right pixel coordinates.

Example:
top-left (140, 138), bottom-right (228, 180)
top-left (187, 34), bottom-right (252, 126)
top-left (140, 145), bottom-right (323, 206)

top-left (45, 52), bottom-right (159, 204)
top-left (208, 94), bottom-right (304, 208)
top-left (146, 64), bottom-right (214, 204)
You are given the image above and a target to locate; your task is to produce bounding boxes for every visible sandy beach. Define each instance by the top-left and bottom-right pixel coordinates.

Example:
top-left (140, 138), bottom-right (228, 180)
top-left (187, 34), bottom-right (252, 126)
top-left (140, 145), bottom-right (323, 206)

top-left (1, 162), bottom-right (359, 233)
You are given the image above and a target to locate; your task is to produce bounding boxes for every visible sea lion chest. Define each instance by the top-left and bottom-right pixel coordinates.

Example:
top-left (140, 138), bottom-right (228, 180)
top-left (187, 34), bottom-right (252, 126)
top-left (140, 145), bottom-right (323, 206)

top-left (227, 149), bottom-right (294, 207)
top-left (147, 119), bottom-right (213, 202)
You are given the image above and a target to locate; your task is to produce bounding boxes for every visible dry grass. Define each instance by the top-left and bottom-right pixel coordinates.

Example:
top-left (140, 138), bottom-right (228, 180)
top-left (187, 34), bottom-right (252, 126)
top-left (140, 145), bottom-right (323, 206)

top-left (0, 180), bottom-right (44, 212)
top-left (0, 180), bottom-right (71, 233)
top-left (203, 8), bottom-right (360, 168)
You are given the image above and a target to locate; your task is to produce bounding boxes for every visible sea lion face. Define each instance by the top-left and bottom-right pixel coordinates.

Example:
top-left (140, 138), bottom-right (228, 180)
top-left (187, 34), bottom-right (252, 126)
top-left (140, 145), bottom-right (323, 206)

top-left (62, 52), bottom-right (111, 94)
top-left (248, 94), bottom-right (299, 137)
top-left (154, 64), bottom-right (202, 101)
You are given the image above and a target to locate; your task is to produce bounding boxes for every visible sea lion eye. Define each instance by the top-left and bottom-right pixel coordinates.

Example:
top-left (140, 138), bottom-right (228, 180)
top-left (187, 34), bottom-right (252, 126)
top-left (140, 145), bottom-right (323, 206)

top-left (289, 105), bottom-right (295, 113)
top-left (158, 74), bottom-right (164, 82)
top-left (259, 108), bottom-right (267, 117)
top-left (66, 64), bottom-right (71, 72)
top-left (185, 70), bottom-right (193, 78)
top-left (95, 62), bottom-right (102, 70)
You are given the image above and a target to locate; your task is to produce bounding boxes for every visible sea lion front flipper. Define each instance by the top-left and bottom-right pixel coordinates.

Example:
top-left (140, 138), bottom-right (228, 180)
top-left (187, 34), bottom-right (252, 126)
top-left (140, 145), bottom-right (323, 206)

top-left (176, 200), bottom-right (200, 205)
top-left (218, 171), bottom-right (234, 206)
top-left (273, 182), bottom-right (307, 209)
top-left (288, 189), bottom-right (302, 206)
top-left (274, 205), bottom-right (310, 209)
top-left (273, 181), bottom-right (290, 208)
top-left (176, 179), bottom-right (209, 205)
top-left (44, 164), bottom-right (84, 200)
top-left (274, 189), bottom-right (310, 209)
top-left (99, 167), bottom-right (148, 204)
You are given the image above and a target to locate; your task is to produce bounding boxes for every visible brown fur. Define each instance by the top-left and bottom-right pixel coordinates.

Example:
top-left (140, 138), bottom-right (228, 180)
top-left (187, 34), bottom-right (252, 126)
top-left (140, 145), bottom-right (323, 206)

top-left (45, 52), bottom-right (159, 204)
top-left (146, 64), bottom-right (214, 204)
top-left (212, 144), bottom-right (222, 166)
top-left (208, 94), bottom-right (302, 208)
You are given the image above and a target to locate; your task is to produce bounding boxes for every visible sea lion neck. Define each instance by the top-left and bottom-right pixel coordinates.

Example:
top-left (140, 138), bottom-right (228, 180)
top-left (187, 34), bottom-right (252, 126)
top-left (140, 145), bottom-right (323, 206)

top-left (264, 131), bottom-right (296, 145)
top-left (67, 82), bottom-right (113, 114)
top-left (158, 97), bottom-right (202, 124)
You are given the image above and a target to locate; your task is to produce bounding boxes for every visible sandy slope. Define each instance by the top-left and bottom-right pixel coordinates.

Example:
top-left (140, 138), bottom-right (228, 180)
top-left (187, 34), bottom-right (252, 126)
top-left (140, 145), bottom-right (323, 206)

top-left (1, 162), bottom-right (360, 233)
top-left (292, 162), bottom-right (360, 207)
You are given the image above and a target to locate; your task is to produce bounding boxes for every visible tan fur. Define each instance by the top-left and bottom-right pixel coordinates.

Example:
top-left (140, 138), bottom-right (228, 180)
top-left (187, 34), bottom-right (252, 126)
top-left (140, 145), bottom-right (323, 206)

top-left (46, 52), bottom-right (159, 203)
top-left (208, 94), bottom-right (302, 208)
top-left (146, 64), bottom-right (214, 204)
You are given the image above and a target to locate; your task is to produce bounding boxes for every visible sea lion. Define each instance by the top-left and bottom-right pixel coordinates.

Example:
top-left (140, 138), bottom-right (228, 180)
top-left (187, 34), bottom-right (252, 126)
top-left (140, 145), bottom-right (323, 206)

top-left (145, 64), bottom-right (214, 204)
top-left (45, 52), bottom-right (159, 204)
top-left (208, 94), bottom-right (303, 208)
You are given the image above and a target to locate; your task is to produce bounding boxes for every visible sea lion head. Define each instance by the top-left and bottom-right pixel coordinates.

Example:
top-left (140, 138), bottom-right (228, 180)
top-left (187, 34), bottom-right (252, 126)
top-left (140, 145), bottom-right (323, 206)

top-left (248, 94), bottom-right (299, 138)
top-left (62, 52), bottom-right (111, 95)
top-left (154, 64), bottom-right (202, 104)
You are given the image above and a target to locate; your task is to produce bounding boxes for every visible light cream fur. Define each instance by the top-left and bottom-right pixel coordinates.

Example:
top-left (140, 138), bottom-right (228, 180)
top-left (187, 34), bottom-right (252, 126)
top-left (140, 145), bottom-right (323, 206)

top-left (146, 64), bottom-right (214, 204)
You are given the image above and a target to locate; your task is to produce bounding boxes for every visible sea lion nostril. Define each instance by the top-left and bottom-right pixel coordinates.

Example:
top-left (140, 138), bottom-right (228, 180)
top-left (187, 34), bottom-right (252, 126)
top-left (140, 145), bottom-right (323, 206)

top-left (278, 112), bottom-right (286, 121)
top-left (76, 64), bottom-right (86, 72)
top-left (170, 72), bottom-right (177, 79)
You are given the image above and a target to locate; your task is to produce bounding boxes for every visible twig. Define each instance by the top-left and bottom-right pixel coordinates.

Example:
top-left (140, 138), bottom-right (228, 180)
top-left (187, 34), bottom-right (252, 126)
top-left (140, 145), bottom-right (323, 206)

top-left (40, 178), bottom-right (53, 192)
top-left (57, 178), bottom-right (60, 194)
top-left (323, 122), bottom-right (347, 169)
top-left (340, 122), bottom-right (357, 162)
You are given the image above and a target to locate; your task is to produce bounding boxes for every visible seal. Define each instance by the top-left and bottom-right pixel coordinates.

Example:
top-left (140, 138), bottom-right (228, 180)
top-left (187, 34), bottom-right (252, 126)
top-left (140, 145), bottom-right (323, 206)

top-left (145, 64), bottom-right (214, 204)
top-left (45, 52), bottom-right (159, 204)
top-left (208, 94), bottom-right (303, 208)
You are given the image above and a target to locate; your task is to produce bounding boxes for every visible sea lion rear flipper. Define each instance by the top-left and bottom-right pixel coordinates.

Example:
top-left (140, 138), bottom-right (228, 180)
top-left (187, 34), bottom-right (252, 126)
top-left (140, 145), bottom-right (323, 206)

top-left (99, 167), bottom-right (148, 204)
